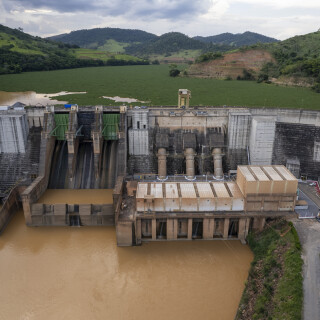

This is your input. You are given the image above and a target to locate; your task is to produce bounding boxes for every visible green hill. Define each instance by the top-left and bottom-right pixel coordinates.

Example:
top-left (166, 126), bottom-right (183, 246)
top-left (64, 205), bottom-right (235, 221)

top-left (0, 24), bottom-right (103, 74)
top-left (256, 31), bottom-right (320, 90)
top-left (194, 31), bottom-right (278, 47)
top-left (192, 30), bottom-right (320, 92)
top-left (49, 28), bottom-right (275, 58)
top-left (125, 32), bottom-right (207, 56)
top-left (0, 24), bottom-right (149, 74)
top-left (48, 27), bottom-right (157, 51)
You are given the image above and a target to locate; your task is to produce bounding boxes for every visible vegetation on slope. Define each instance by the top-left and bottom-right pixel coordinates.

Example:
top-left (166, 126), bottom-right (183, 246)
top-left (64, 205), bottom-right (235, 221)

top-left (0, 24), bottom-right (149, 74)
top-left (236, 219), bottom-right (303, 320)
top-left (194, 31), bottom-right (278, 47)
top-left (125, 32), bottom-right (206, 56)
top-left (48, 27), bottom-right (157, 49)
top-left (191, 30), bottom-right (320, 92)
top-left (49, 28), bottom-right (274, 59)
top-left (0, 64), bottom-right (319, 109)
top-left (258, 31), bottom-right (320, 91)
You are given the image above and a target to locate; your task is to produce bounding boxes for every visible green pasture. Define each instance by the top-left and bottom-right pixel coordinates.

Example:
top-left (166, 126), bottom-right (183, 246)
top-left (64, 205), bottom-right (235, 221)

top-left (73, 48), bottom-right (140, 62)
top-left (149, 49), bottom-right (201, 62)
top-left (0, 64), bottom-right (319, 109)
top-left (0, 32), bottom-right (44, 55)
top-left (97, 39), bottom-right (129, 53)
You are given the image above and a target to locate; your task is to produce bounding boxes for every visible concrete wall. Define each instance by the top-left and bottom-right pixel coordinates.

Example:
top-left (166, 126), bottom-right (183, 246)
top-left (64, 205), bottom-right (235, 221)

top-left (272, 122), bottom-right (320, 179)
top-left (249, 117), bottom-right (276, 165)
top-left (21, 131), bottom-right (56, 225)
top-left (30, 203), bottom-right (115, 226)
top-left (0, 112), bottom-right (29, 153)
top-left (0, 187), bottom-right (20, 234)
top-left (26, 107), bottom-right (45, 127)
top-left (131, 215), bottom-right (259, 246)
top-left (127, 107), bottom-right (320, 178)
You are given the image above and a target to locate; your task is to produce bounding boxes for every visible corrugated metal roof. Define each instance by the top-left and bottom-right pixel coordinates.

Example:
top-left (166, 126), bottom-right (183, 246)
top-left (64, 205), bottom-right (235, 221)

top-left (263, 166), bottom-right (283, 181)
top-left (136, 183), bottom-right (148, 198)
top-left (239, 166), bottom-right (256, 181)
top-left (250, 166), bottom-right (269, 181)
top-left (180, 183), bottom-right (197, 198)
top-left (275, 166), bottom-right (296, 181)
top-left (212, 183), bottom-right (230, 198)
top-left (165, 183), bottom-right (179, 198)
top-left (196, 183), bottom-right (214, 198)
top-left (226, 182), bottom-right (243, 198)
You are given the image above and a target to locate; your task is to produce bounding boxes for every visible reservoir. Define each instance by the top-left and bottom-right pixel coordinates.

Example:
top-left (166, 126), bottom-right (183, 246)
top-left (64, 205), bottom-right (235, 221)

top-left (0, 206), bottom-right (253, 320)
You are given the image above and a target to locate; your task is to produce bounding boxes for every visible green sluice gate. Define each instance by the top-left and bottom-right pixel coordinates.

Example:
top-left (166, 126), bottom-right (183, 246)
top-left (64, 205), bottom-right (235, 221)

top-left (102, 114), bottom-right (120, 140)
top-left (53, 114), bottom-right (69, 140)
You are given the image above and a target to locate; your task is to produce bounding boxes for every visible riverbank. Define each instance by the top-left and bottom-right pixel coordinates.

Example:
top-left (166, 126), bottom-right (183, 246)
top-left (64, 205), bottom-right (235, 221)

top-left (236, 219), bottom-right (303, 320)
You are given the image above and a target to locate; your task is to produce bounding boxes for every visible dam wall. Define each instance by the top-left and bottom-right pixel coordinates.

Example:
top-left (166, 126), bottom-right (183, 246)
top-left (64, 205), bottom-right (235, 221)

top-left (0, 186), bottom-right (22, 234)
top-left (0, 111), bottom-right (29, 153)
top-left (127, 107), bottom-right (320, 180)
top-left (0, 108), bottom-right (41, 198)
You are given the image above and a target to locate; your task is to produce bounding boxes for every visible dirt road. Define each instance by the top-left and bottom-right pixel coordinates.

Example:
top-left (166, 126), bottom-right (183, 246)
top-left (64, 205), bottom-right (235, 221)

top-left (293, 218), bottom-right (320, 320)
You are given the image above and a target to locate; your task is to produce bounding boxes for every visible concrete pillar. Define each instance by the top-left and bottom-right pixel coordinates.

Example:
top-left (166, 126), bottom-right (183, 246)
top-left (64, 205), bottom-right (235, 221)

top-left (238, 218), bottom-right (249, 244)
top-left (223, 218), bottom-right (230, 239)
top-left (258, 217), bottom-right (266, 231)
top-left (152, 218), bottom-right (157, 240)
top-left (167, 219), bottom-right (177, 240)
top-left (203, 218), bottom-right (214, 239)
top-left (187, 218), bottom-right (193, 239)
top-left (157, 148), bottom-right (167, 179)
top-left (116, 222), bottom-right (133, 246)
top-left (22, 196), bottom-right (32, 225)
top-left (135, 219), bottom-right (141, 245)
top-left (212, 148), bottom-right (223, 179)
top-left (253, 217), bottom-right (266, 232)
top-left (173, 218), bottom-right (178, 239)
top-left (184, 148), bottom-right (195, 179)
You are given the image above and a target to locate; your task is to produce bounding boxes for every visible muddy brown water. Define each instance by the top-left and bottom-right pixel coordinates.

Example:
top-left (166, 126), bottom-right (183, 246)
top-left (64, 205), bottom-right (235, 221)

top-left (0, 91), bottom-right (86, 106)
top-left (37, 189), bottom-right (114, 204)
top-left (0, 190), bottom-right (253, 320)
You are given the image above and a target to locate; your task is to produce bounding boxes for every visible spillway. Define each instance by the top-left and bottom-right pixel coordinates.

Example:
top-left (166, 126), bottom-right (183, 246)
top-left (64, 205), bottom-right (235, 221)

top-left (48, 140), bottom-right (118, 189)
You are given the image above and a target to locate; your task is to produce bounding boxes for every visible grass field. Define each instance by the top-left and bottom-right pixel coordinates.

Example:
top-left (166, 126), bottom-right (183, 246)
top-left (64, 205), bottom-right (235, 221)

top-left (0, 31), bottom-right (44, 56)
top-left (149, 49), bottom-right (202, 62)
top-left (97, 39), bottom-right (129, 53)
top-left (0, 64), bottom-right (319, 108)
top-left (73, 48), bottom-right (140, 62)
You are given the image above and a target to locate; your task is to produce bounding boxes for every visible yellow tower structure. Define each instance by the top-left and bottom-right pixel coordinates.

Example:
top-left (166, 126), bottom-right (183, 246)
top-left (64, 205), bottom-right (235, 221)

top-left (178, 89), bottom-right (191, 108)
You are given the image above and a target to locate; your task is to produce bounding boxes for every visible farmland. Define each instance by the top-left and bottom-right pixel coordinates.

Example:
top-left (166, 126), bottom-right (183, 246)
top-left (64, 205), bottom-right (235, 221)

top-left (0, 64), bottom-right (319, 109)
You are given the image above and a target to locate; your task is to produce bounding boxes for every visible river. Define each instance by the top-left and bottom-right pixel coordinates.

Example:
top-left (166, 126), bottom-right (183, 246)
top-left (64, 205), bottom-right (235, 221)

top-left (0, 204), bottom-right (252, 320)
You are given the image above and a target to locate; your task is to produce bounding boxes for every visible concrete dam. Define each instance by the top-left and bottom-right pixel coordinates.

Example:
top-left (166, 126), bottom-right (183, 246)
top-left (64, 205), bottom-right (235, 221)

top-left (0, 94), bottom-right (319, 245)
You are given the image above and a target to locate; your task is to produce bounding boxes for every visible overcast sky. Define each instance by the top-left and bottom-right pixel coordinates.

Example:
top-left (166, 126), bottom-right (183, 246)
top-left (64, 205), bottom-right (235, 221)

top-left (1, 0), bottom-right (319, 40)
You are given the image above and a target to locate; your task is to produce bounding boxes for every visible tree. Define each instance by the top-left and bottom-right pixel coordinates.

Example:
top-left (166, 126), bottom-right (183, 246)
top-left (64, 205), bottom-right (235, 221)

top-left (169, 63), bottom-right (180, 77)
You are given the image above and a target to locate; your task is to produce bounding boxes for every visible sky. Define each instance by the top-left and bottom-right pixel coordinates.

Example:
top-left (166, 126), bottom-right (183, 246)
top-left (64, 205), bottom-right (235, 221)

top-left (0, 0), bottom-right (320, 40)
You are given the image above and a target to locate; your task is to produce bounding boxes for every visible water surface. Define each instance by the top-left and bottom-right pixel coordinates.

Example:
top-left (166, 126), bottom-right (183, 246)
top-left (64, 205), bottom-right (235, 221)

top-left (0, 209), bottom-right (252, 320)
top-left (0, 91), bottom-right (86, 106)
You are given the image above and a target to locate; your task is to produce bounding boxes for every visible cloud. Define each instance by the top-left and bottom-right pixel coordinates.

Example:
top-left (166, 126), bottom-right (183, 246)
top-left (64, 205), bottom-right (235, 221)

top-left (0, 0), bottom-right (319, 39)
top-left (3, 0), bottom-right (213, 19)
top-left (231, 0), bottom-right (320, 9)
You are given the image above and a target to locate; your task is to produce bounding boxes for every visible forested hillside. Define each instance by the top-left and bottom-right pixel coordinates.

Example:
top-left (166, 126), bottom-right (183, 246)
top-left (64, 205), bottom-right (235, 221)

top-left (49, 27), bottom-right (157, 50)
top-left (125, 32), bottom-right (206, 55)
top-left (190, 30), bottom-right (320, 92)
top-left (49, 28), bottom-right (275, 57)
top-left (0, 24), bottom-right (149, 74)
top-left (194, 31), bottom-right (278, 46)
